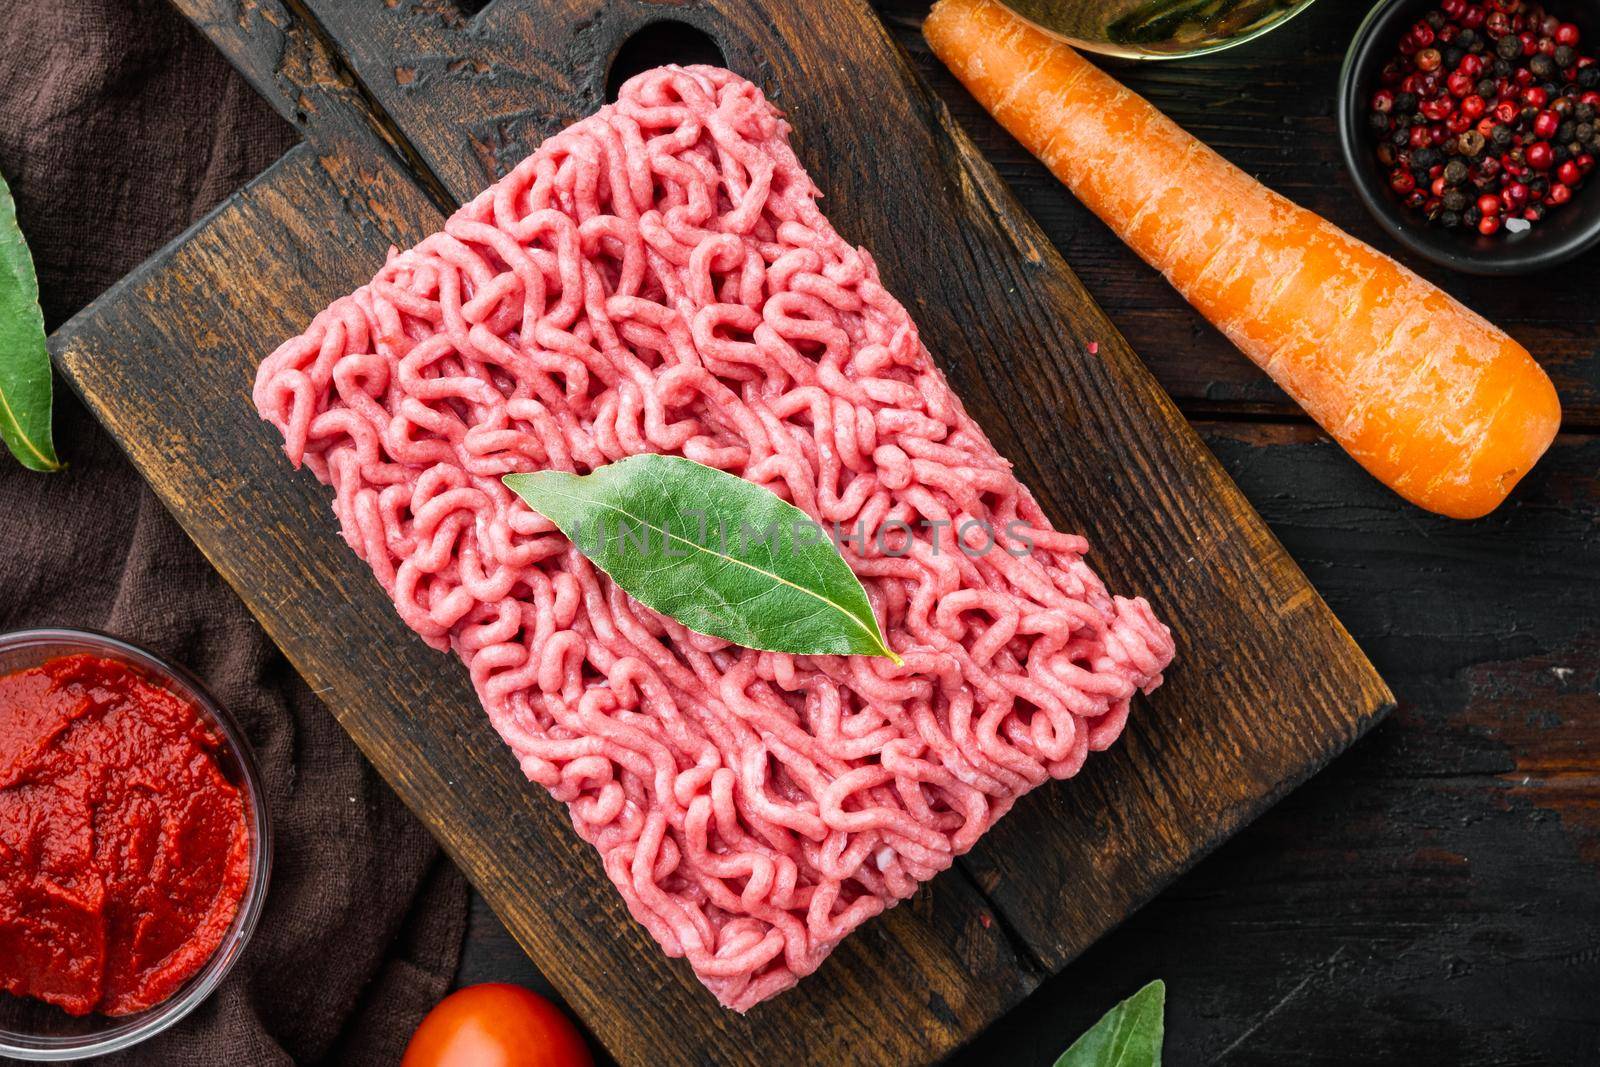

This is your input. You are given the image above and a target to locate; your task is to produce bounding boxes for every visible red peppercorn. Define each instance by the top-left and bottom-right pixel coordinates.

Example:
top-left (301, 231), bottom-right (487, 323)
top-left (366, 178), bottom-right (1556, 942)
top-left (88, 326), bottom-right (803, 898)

top-left (1370, 0), bottom-right (1594, 240)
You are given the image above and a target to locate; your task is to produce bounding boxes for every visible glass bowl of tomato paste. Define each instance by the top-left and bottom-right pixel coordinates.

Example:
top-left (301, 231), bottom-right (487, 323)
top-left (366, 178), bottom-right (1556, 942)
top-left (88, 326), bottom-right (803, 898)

top-left (0, 628), bottom-right (271, 1060)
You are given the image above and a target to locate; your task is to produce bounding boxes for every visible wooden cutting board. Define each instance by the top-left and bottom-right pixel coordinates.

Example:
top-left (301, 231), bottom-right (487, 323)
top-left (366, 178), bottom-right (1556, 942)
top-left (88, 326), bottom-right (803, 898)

top-left (48, 1), bottom-right (1394, 1062)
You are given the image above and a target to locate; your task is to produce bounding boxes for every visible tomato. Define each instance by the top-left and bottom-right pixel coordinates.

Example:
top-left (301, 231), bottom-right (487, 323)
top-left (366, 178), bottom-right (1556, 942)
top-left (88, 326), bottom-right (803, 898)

top-left (401, 983), bottom-right (594, 1067)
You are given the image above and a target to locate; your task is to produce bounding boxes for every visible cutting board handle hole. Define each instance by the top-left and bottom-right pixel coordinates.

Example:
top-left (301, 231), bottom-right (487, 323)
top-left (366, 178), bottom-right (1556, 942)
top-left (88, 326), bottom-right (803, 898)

top-left (606, 20), bottom-right (726, 101)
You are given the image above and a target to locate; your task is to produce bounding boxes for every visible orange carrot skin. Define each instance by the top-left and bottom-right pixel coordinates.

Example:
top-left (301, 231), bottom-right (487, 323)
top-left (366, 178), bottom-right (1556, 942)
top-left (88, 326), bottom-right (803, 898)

top-left (925, 0), bottom-right (1561, 519)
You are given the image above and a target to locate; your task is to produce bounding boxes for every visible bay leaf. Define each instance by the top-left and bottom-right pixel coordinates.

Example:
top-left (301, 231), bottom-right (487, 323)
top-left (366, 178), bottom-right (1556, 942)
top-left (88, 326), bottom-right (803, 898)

top-left (1054, 979), bottom-right (1165, 1067)
top-left (504, 455), bottom-right (899, 662)
top-left (0, 168), bottom-right (61, 473)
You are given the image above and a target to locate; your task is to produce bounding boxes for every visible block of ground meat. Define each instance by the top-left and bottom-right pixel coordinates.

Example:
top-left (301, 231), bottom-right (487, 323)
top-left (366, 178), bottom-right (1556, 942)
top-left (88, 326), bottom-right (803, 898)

top-left (253, 64), bottom-right (1175, 1011)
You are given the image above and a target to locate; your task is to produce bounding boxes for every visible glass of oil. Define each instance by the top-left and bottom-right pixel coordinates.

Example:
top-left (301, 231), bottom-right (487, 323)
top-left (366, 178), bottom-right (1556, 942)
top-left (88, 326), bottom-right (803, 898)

top-left (997, 0), bottom-right (1320, 59)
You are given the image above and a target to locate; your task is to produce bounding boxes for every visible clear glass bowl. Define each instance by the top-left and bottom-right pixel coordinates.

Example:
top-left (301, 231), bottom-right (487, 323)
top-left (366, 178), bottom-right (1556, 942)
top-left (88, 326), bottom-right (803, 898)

top-left (0, 628), bottom-right (272, 1061)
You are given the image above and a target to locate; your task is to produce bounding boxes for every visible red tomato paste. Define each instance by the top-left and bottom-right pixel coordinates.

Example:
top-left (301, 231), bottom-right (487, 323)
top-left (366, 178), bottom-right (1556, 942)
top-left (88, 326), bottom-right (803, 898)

top-left (0, 653), bottom-right (251, 1016)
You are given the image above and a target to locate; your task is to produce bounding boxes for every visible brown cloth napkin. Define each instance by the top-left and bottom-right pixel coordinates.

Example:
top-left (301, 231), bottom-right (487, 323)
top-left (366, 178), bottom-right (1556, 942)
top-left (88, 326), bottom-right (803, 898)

top-left (0, 1), bottom-right (468, 1063)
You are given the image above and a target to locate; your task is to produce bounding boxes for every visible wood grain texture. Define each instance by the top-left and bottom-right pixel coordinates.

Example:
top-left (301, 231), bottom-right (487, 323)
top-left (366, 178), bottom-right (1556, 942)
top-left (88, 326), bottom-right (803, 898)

top-left (955, 425), bottom-right (1600, 1066)
top-left (49, 0), bottom-right (1395, 1062)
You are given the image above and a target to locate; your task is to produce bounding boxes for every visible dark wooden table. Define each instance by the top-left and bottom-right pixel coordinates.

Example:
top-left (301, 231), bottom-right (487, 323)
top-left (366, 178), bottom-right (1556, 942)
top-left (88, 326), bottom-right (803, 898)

top-left (448, 2), bottom-right (1600, 1063)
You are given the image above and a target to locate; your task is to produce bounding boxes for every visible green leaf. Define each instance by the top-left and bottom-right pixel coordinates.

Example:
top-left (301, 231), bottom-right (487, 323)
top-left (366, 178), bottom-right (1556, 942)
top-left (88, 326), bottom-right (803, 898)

top-left (1054, 980), bottom-right (1165, 1067)
top-left (0, 168), bottom-right (61, 472)
top-left (504, 455), bottom-right (899, 663)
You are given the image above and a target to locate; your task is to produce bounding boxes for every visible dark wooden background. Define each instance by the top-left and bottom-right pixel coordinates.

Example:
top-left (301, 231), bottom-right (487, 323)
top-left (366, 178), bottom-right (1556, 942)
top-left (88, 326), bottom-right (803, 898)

top-left (451, 2), bottom-right (1600, 1064)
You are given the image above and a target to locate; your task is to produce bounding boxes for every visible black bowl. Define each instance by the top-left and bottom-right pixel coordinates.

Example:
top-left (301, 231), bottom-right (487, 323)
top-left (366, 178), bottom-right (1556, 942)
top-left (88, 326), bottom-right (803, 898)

top-left (1338, 0), bottom-right (1600, 275)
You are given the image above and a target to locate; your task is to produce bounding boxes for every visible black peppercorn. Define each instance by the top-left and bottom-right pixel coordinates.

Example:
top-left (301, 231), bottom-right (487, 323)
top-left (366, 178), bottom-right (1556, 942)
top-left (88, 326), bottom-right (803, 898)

top-left (1370, 111), bottom-right (1391, 132)
top-left (1578, 123), bottom-right (1596, 144)
top-left (1444, 47), bottom-right (1466, 69)
top-left (1553, 143), bottom-right (1571, 164)
top-left (1442, 189), bottom-right (1469, 212)
top-left (1412, 146), bottom-right (1438, 169)
top-left (1558, 121), bottom-right (1577, 143)
top-left (1493, 57), bottom-right (1514, 77)
top-left (1576, 103), bottom-right (1596, 124)
top-left (1579, 67), bottom-right (1600, 89)
top-left (1439, 209), bottom-right (1462, 228)
top-left (1444, 159), bottom-right (1470, 183)
top-left (1476, 77), bottom-right (1497, 98)
top-left (1497, 34), bottom-right (1522, 60)
top-left (1490, 124), bottom-right (1513, 150)
top-left (1396, 91), bottom-right (1418, 113)
top-left (1426, 10), bottom-right (1445, 29)
top-left (1391, 126), bottom-right (1411, 147)
top-left (1554, 45), bottom-right (1576, 69)
top-left (1530, 54), bottom-right (1556, 79)
top-left (1458, 28), bottom-right (1478, 49)
top-left (1464, 205), bottom-right (1482, 226)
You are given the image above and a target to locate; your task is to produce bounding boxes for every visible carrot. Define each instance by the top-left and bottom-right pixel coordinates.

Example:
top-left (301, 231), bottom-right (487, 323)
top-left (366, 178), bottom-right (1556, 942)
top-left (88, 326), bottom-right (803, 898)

top-left (924, 0), bottom-right (1561, 519)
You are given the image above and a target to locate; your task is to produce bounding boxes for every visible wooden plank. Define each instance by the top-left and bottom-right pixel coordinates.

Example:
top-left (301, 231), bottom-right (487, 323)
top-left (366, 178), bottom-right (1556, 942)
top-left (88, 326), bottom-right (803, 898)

top-left (48, 138), bottom-right (1038, 1067)
top-left (285, 0), bottom-right (1395, 969)
top-left (957, 424), bottom-right (1600, 1065)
